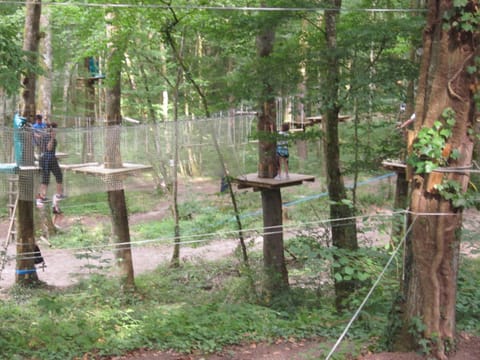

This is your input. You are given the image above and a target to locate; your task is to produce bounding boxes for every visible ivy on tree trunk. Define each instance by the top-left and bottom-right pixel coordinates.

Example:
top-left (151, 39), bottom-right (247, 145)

top-left (393, 1), bottom-right (478, 358)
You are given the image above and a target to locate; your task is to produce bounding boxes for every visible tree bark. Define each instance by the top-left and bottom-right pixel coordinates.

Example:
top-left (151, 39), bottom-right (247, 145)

top-left (256, 24), bottom-right (277, 179)
top-left (16, 0), bottom-right (42, 285)
top-left (323, 0), bottom-right (358, 311)
top-left (104, 11), bottom-right (135, 290)
top-left (256, 11), bottom-right (289, 292)
top-left (82, 57), bottom-right (97, 163)
top-left (38, 7), bottom-right (52, 117)
top-left (394, 1), bottom-right (478, 358)
top-left (262, 189), bottom-right (289, 293)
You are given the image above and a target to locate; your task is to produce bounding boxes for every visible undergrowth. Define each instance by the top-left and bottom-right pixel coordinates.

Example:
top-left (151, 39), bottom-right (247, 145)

top-left (0, 256), bottom-right (380, 359)
top-left (1, 238), bottom-right (479, 359)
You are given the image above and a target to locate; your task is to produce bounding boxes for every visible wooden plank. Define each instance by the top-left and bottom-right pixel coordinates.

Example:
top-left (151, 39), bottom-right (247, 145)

top-left (61, 162), bottom-right (100, 170)
top-left (381, 160), bottom-right (407, 172)
top-left (0, 163), bottom-right (19, 174)
top-left (69, 162), bottom-right (152, 176)
top-left (233, 173), bottom-right (315, 190)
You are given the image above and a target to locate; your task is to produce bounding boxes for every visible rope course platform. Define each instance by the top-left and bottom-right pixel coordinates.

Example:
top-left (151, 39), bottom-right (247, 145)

top-left (233, 173), bottom-right (315, 191)
top-left (381, 160), bottom-right (407, 173)
top-left (68, 162), bottom-right (152, 176)
top-left (291, 114), bottom-right (350, 129)
top-left (0, 164), bottom-right (40, 174)
top-left (0, 163), bottom-right (19, 174)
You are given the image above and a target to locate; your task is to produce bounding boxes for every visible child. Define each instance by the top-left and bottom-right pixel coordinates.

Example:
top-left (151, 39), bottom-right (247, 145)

top-left (275, 123), bottom-right (290, 179)
top-left (38, 122), bottom-right (65, 202)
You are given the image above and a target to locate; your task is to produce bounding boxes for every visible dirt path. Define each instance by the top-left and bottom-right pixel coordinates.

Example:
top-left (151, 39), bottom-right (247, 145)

top-left (0, 178), bottom-right (229, 289)
top-left (108, 333), bottom-right (480, 360)
top-left (0, 235), bottom-right (250, 289)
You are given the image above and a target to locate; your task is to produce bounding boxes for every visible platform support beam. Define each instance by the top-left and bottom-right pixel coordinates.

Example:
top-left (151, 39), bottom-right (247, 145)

top-left (261, 188), bottom-right (289, 294)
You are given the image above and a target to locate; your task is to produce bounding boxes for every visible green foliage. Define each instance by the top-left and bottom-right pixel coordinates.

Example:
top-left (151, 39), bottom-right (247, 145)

top-left (407, 108), bottom-right (458, 174)
top-left (0, 7), bottom-right (39, 95)
top-left (443, 0), bottom-right (480, 33)
top-left (286, 233), bottom-right (391, 301)
top-left (341, 120), bottom-right (404, 175)
top-left (408, 316), bottom-right (431, 355)
top-left (0, 262), bottom-right (336, 358)
top-left (49, 222), bottom-right (109, 249)
top-left (435, 178), bottom-right (477, 209)
top-left (2, 225), bottom-right (479, 359)
top-left (457, 258), bottom-right (480, 334)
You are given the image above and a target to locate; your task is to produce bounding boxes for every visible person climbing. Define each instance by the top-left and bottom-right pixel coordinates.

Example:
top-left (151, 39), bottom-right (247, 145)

top-left (37, 122), bottom-right (65, 205)
top-left (275, 122), bottom-right (290, 180)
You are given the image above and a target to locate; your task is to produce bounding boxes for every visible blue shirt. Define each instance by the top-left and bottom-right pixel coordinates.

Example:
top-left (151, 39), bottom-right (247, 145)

top-left (33, 122), bottom-right (47, 130)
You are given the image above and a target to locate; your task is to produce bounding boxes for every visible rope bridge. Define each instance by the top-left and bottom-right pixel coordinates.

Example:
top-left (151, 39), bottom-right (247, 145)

top-left (0, 114), bottom-right (257, 202)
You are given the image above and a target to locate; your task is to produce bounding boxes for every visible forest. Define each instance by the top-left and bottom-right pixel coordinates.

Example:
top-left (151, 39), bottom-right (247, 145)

top-left (0, 1), bottom-right (479, 359)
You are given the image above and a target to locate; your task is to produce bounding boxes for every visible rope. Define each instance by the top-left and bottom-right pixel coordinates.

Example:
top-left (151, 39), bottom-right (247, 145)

top-left (284, 172), bottom-right (396, 206)
top-left (6, 211), bottom-right (405, 259)
top-left (325, 213), bottom-right (416, 360)
top-left (405, 210), bottom-right (462, 217)
top-left (0, 190), bottom-right (18, 281)
top-left (3, 2), bottom-right (428, 13)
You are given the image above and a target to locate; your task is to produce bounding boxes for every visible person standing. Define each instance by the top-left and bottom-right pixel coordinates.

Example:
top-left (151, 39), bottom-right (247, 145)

top-left (275, 122), bottom-right (290, 179)
top-left (32, 114), bottom-right (47, 157)
top-left (37, 122), bottom-right (65, 203)
top-left (32, 114), bottom-right (46, 130)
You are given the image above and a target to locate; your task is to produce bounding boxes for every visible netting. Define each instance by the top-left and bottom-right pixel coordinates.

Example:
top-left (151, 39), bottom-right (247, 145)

top-left (0, 114), bottom-right (257, 202)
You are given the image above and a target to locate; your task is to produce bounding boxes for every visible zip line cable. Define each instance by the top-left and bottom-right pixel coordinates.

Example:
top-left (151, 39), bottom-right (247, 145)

top-left (2, 1), bottom-right (428, 13)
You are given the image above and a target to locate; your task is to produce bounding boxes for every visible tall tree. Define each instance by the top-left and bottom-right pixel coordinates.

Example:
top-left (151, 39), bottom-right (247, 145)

top-left (256, 4), bottom-right (290, 294)
top-left (393, 1), bottom-right (479, 358)
top-left (322, 0), bottom-right (358, 310)
top-left (38, 7), bottom-right (52, 117)
top-left (16, 0), bottom-right (42, 285)
top-left (104, 10), bottom-right (135, 290)
top-left (161, 5), bottom-right (250, 267)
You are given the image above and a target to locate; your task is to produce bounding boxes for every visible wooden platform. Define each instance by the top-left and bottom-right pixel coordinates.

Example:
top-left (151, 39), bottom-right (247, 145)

top-left (233, 173), bottom-right (315, 190)
top-left (381, 160), bottom-right (407, 173)
top-left (55, 152), bottom-right (68, 160)
top-left (67, 162), bottom-right (152, 176)
top-left (61, 162), bottom-right (100, 171)
top-left (1, 163), bottom-right (42, 174)
top-left (0, 163), bottom-right (18, 174)
top-left (291, 114), bottom-right (350, 129)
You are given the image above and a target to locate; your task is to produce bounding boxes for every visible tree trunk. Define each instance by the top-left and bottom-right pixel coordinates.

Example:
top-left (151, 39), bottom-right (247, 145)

top-left (323, 0), bottom-right (358, 311)
top-left (38, 7), bottom-right (52, 117)
top-left (256, 24), bottom-right (277, 179)
top-left (162, 16), bottom-right (249, 269)
top-left (170, 58), bottom-right (183, 268)
top-left (104, 11), bottom-right (135, 290)
top-left (394, 1), bottom-right (478, 358)
top-left (16, 0), bottom-right (42, 285)
top-left (82, 57), bottom-right (96, 163)
top-left (255, 11), bottom-right (289, 292)
top-left (262, 189), bottom-right (288, 293)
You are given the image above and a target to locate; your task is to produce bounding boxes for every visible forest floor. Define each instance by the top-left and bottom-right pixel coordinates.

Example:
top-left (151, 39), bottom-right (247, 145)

top-left (1, 177), bottom-right (479, 359)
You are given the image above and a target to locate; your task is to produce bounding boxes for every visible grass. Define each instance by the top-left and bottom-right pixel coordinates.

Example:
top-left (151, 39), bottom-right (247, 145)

top-left (1, 254), bottom-right (478, 360)
top-left (0, 260), bottom-right (366, 359)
